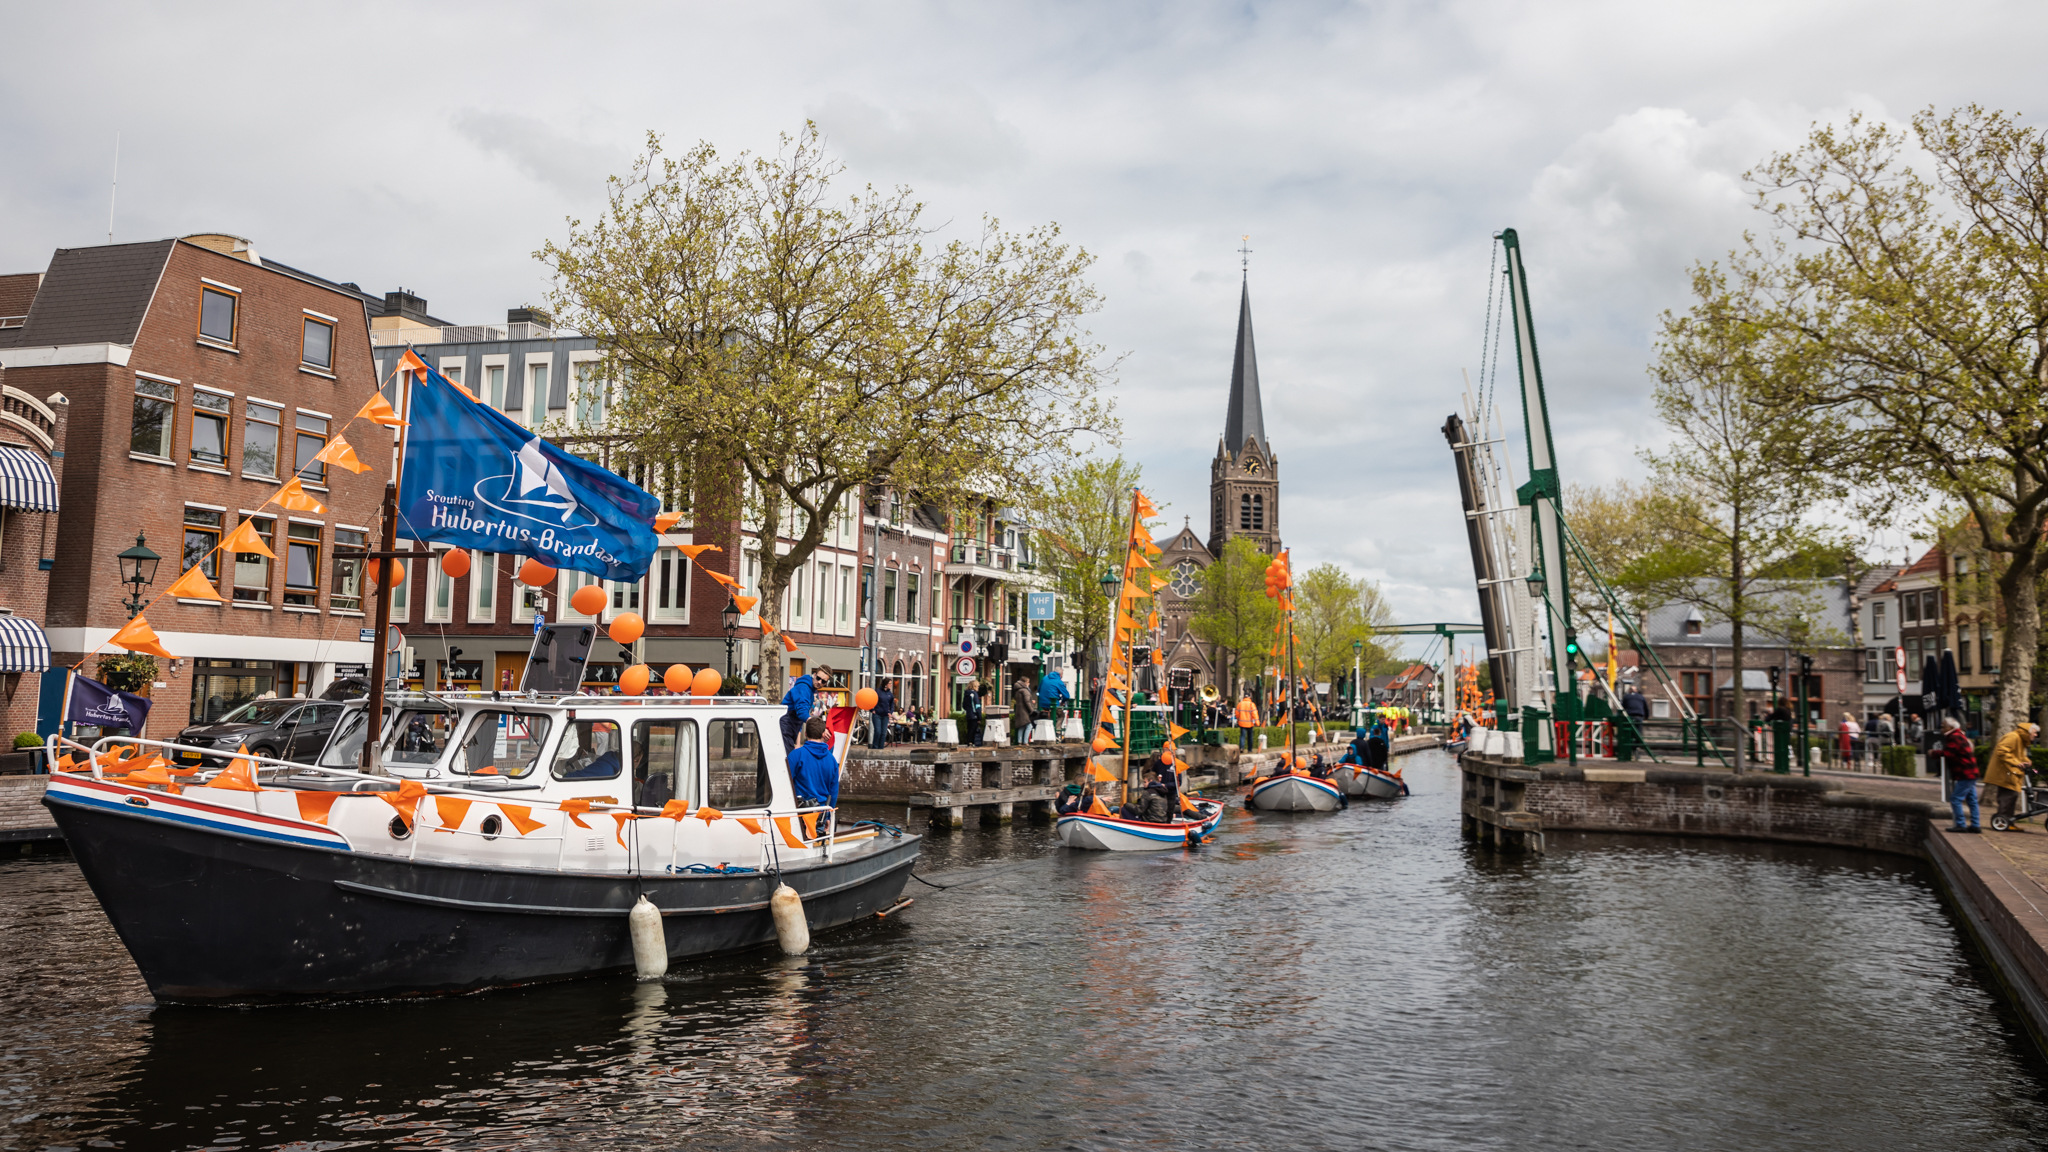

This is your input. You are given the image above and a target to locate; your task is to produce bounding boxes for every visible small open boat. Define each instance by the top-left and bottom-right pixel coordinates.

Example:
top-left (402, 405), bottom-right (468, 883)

top-left (1056, 797), bottom-right (1226, 851)
top-left (1247, 771), bottom-right (1343, 811)
top-left (1356, 764), bottom-right (1409, 798)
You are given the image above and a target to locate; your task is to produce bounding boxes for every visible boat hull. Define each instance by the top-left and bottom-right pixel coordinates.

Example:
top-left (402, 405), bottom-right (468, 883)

top-left (1334, 766), bottom-right (1371, 796)
top-left (1056, 800), bottom-right (1223, 852)
top-left (46, 788), bottom-right (918, 1004)
top-left (1360, 767), bottom-right (1407, 798)
top-left (1249, 774), bottom-right (1343, 812)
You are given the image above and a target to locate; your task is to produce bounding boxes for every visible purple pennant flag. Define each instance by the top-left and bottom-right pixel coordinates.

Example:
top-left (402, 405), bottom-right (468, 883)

top-left (67, 675), bottom-right (151, 734)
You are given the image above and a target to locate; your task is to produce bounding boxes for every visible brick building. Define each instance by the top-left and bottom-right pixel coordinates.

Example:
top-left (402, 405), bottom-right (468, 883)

top-left (0, 234), bottom-right (389, 732)
top-left (1639, 579), bottom-right (1861, 736)
top-left (0, 269), bottom-right (67, 739)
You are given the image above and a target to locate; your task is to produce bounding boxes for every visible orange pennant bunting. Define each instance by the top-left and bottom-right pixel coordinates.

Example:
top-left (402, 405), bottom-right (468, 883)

top-left (694, 805), bottom-right (725, 823)
top-left (433, 795), bottom-right (475, 831)
top-left (678, 544), bottom-right (722, 559)
top-left (654, 511), bottom-right (683, 533)
top-left (735, 817), bottom-right (765, 836)
top-left (312, 435), bottom-right (373, 474)
top-left (109, 614), bottom-right (174, 659)
top-left (705, 570), bottom-right (739, 589)
top-left (164, 564), bottom-right (224, 602)
top-left (782, 633), bottom-right (799, 652)
top-left (558, 797), bottom-right (594, 829)
top-left (659, 799), bottom-right (693, 820)
top-left (1134, 491), bottom-right (1159, 518)
top-left (612, 812), bottom-right (636, 849)
top-left (221, 519), bottom-right (275, 559)
top-left (772, 817), bottom-right (807, 849)
top-left (734, 595), bottom-right (758, 614)
top-left (499, 803), bottom-right (547, 836)
top-left (271, 477), bottom-right (326, 514)
top-left (295, 791), bottom-right (344, 825)
top-left (355, 392), bottom-right (406, 428)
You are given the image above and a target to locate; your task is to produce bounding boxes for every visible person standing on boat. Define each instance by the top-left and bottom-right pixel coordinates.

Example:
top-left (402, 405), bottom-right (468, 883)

top-left (1235, 693), bottom-right (1259, 752)
top-left (1366, 718), bottom-right (1390, 770)
top-left (871, 679), bottom-right (895, 750)
top-left (780, 663), bottom-right (831, 754)
top-left (788, 716), bottom-right (841, 822)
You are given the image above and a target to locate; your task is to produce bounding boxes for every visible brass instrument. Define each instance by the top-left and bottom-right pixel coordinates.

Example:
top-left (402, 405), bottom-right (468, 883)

top-left (1198, 684), bottom-right (1221, 705)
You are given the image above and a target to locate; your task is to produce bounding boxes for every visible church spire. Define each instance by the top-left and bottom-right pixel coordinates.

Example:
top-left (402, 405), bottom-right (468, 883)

top-left (1224, 274), bottom-right (1265, 456)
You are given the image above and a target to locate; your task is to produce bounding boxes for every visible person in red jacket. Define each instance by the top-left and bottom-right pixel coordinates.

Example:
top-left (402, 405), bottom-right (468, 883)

top-left (1937, 717), bottom-right (1982, 833)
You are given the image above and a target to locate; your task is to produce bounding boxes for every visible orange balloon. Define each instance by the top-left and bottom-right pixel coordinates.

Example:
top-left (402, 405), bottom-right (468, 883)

top-left (663, 664), bottom-right (691, 693)
top-left (518, 558), bottom-right (556, 587)
top-left (440, 548), bottom-right (471, 579)
top-left (570, 584), bottom-right (608, 616)
top-left (364, 558), bottom-right (405, 587)
top-left (608, 613), bottom-right (644, 645)
top-left (691, 667), bottom-right (722, 696)
top-left (619, 664), bottom-right (650, 696)
top-left (855, 687), bottom-right (879, 710)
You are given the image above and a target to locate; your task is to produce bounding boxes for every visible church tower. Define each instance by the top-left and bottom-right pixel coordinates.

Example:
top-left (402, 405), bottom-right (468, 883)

top-left (1208, 275), bottom-right (1280, 557)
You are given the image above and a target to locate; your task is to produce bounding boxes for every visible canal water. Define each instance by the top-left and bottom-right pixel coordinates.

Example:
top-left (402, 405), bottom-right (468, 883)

top-left (4, 749), bottom-right (2048, 1150)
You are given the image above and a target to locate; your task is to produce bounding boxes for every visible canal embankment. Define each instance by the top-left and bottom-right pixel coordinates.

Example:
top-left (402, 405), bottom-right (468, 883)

top-left (1462, 747), bottom-right (2048, 1055)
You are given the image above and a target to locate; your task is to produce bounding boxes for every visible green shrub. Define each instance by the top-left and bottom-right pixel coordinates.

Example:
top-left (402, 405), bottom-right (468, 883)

top-left (12, 732), bottom-right (42, 749)
top-left (1881, 745), bottom-right (1918, 777)
top-left (95, 653), bottom-right (157, 694)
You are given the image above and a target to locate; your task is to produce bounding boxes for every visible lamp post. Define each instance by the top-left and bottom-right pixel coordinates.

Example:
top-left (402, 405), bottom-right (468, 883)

top-left (1352, 638), bottom-right (1364, 728)
top-left (117, 533), bottom-right (160, 620)
top-left (1098, 568), bottom-right (1120, 709)
top-left (722, 595), bottom-right (741, 682)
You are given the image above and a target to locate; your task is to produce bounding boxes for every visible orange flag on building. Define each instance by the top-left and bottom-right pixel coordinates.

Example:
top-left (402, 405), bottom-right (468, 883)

top-left (312, 435), bottom-right (372, 474)
top-left (272, 477), bottom-right (326, 514)
top-left (164, 564), bottom-right (224, 602)
top-left (110, 613), bottom-right (174, 659)
top-left (355, 392), bottom-right (406, 428)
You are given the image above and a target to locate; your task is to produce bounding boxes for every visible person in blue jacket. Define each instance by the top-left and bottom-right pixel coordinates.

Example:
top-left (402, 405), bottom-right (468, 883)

top-left (787, 716), bottom-right (841, 826)
top-left (780, 662), bottom-right (830, 753)
top-left (1037, 670), bottom-right (1073, 718)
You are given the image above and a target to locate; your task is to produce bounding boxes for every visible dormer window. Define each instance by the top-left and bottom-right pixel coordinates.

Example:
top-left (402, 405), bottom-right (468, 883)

top-left (1684, 607), bottom-right (1704, 637)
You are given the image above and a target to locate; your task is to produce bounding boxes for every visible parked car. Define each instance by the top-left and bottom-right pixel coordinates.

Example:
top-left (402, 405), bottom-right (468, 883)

top-left (173, 698), bottom-right (345, 766)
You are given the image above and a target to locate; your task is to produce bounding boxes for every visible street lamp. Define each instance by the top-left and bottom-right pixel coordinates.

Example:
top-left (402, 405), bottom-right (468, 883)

top-left (1352, 638), bottom-right (1364, 726)
top-left (117, 533), bottom-right (160, 619)
top-left (721, 595), bottom-right (742, 682)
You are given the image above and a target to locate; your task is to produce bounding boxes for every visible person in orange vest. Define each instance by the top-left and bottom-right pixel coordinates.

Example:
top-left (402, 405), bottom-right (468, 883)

top-left (1235, 693), bottom-right (1259, 752)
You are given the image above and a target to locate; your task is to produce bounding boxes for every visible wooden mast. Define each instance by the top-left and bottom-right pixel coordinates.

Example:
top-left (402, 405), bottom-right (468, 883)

top-left (1101, 488), bottom-right (1143, 811)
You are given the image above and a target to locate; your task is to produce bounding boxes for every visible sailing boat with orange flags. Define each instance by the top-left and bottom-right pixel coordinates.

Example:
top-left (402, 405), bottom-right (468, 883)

top-left (1055, 488), bottom-right (1225, 851)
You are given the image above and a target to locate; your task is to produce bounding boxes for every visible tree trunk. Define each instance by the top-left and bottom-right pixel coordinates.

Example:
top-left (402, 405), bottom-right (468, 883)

top-left (757, 577), bottom-right (786, 702)
top-left (1730, 520), bottom-right (1747, 775)
top-left (1996, 548), bottom-right (2040, 733)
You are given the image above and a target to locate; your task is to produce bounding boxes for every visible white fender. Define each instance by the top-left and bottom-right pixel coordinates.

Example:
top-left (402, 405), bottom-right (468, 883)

top-left (629, 894), bottom-right (667, 981)
top-left (771, 883), bottom-right (810, 955)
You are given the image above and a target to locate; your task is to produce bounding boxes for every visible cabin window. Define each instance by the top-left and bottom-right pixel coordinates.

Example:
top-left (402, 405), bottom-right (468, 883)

top-left (705, 717), bottom-right (770, 809)
top-left (385, 708), bottom-right (458, 769)
top-left (452, 711), bottom-right (551, 778)
top-left (552, 719), bottom-right (623, 781)
top-left (632, 718), bottom-right (700, 810)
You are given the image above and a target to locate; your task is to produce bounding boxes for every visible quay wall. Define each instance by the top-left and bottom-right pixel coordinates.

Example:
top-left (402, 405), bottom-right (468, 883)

top-left (1463, 751), bottom-right (2048, 1056)
top-left (0, 775), bottom-right (56, 850)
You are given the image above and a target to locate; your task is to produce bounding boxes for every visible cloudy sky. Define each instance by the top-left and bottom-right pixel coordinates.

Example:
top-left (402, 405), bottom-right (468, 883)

top-left (5, 1), bottom-right (2042, 654)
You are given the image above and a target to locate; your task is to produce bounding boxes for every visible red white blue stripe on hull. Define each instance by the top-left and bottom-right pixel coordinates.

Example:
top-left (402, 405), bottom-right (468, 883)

top-left (1248, 774), bottom-right (1343, 812)
top-left (1056, 800), bottom-right (1224, 852)
top-left (46, 775), bottom-right (353, 851)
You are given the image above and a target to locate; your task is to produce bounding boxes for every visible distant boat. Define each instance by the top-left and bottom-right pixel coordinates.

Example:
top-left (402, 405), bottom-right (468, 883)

top-left (1056, 798), bottom-right (1226, 851)
top-left (1247, 771), bottom-right (1343, 812)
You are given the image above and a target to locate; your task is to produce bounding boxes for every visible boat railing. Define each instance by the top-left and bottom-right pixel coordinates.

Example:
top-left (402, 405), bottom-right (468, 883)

top-left (54, 733), bottom-right (850, 864)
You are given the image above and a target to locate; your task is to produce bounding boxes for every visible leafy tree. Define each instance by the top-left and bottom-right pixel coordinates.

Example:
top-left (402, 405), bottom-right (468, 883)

top-left (539, 126), bottom-right (1117, 697)
top-left (1736, 105), bottom-right (2048, 731)
top-left (1635, 265), bottom-right (1852, 771)
top-left (1027, 457), bottom-right (1153, 694)
top-left (1565, 480), bottom-right (1668, 626)
top-left (1188, 536), bottom-right (1278, 695)
top-left (1291, 562), bottom-right (1395, 689)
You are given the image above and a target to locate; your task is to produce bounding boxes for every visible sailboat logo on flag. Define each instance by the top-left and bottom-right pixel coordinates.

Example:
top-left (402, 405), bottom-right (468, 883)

top-left (399, 357), bottom-right (659, 582)
top-left (476, 436), bottom-right (595, 530)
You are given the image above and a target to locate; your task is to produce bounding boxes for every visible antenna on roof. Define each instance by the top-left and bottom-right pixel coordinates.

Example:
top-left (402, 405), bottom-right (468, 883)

top-left (107, 132), bottom-right (119, 245)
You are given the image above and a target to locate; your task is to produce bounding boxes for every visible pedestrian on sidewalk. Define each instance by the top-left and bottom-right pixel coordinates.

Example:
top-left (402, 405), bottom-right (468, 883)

top-left (1011, 676), bottom-right (1037, 744)
top-left (1986, 721), bottom-right (2042, 830)
top-left (870, 679), bottom-right (895, 750)
top-left (961, 679), bottom-right (986, 747)
top-left (1838, 713), bottom-right (1862, 769)
top-left (1619, 686), bottom-right (1650, 762)
top-left (1936, 717), bottom-right (1982, 833)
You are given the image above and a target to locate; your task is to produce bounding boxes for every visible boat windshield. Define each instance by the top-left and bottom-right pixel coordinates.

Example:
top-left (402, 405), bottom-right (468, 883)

top-left (387, 708), bottom-right (459, 769)
top-left (450, 711), bottom-right (552, 778)
top-left (318, 705), bottom-right (393, 769)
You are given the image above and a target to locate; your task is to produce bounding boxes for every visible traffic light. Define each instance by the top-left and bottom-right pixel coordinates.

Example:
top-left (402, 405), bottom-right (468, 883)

top-left (1799, 654), bottom-right (1814, 676)
top-left (1563, 630), bottom-right (1580, 663)
top-left (1769, 665), bottom-right (1782, 690)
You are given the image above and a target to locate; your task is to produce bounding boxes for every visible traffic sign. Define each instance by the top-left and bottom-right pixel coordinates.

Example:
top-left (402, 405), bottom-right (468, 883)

top-left (1027, 592), bottom-right (1055, 621)
top-left (955, 656), bottom-right (976, 676)
top-left (533, 612), bottom-right (547, 635)
top-left (359, 628), bottom-right (377, 643)
top-left (957, 636), bottom-right (977, 657)
top-left (1894, 646), bottom-right (1907, 693)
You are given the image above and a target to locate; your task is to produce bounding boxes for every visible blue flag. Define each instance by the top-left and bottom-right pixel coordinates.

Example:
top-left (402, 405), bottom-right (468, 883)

top-left (397, 362), bottom-right (660, 581)
top-left (68, 674), bottom-right (151, 733)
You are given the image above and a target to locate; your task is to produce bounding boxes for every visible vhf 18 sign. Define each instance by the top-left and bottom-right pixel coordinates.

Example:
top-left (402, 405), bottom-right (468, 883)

top-left (1027, 592), bottom-right (1055, 621)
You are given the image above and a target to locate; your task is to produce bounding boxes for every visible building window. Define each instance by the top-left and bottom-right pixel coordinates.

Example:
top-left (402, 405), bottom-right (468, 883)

top-left (1983, 625), bottom-right (1998, 672)
top-left (132, 379), bottom-right (175, 458)
top-left (1684, 617), bottom-right (1702, 637)
top-left (302, 317), bottom-right (334, 370)
top-left (440, 362), bottom-right (463, 387)
top-left (1959, 634), bottom-right (1972, 675)
top-left (652, 547), bottom-right (688, 622)
top-left (883, 569), bottom-right (898, 622)
top-left (487, 364), bottom-right (506, 408)
top-left (856, 569), bottom-right (867, 624)
top-left (198, 287), bottom-right (237, 344)
top-left (234, 516), bottom-right (274, 602)
top-left (529, 363), bottom-right (549, 426)
top-left (183, 507), bottom-right (222, 581)
top-left (1871, 601), bottom-right (1887, 641)
top-left (1902, 594), bottom-right (1918, 626)
top-left (191, 390), bottom-right (230, 466)
top-left (792, 567), bottom-right (805, 621)
top-left (295, 412), bottom-right (328, 482)
top-left (468, 552), bottom-right (497, 623)
top-left (1922, 590), bottom-right (1940, 624)
top-left (1679, 671), bottom-right (1712, 718)
top-left (1239, 493), bottom-right (1251, 530)
top-left (573, 361), bottom-right (604, 427)
top-left (243, 403), bottom-right (281, 477)
top-left (1865, 648), bottom-right (1882, 683)
top-left (331, 528), bottom-right (365, 611)
top-left (426, 548), bottom-right (454, 622)
top-left (1251, 494), bottom-right (1265, 531)
top-left (389, 542), bottom-right (411, 622)
top-left (284, 523), bottom-right (321, 607)
top-left (611, 576), bottom-right (641, 615)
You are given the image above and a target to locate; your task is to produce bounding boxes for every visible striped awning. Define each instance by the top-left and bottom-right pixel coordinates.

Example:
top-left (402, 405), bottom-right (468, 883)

top-left (0, 615), bottom-right (50, 673)
top-left (0, 446), bottom-right (57, 511)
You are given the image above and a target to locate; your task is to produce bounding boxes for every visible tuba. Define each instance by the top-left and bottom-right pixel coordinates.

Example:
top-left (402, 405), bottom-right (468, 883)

top-left (1198, 684), bottom-right (1221, 705)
